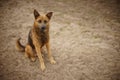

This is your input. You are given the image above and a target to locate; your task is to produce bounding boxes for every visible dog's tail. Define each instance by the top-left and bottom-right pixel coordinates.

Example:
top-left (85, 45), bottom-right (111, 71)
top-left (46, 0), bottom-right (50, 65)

top-left (16, 38), bottom-right (25, 52)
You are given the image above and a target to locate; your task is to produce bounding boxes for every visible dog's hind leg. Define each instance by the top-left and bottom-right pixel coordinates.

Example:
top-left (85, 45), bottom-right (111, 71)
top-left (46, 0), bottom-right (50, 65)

top-left (25, 44), bottom-right (36, 62)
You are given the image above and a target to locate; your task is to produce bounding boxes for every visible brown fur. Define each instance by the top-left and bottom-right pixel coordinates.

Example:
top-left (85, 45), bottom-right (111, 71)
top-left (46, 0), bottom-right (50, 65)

top-left (16, 9), bottom-right (56, 71)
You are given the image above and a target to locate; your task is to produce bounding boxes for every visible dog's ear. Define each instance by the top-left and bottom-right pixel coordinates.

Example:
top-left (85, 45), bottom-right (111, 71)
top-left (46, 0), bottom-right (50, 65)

top-left (34, 9), bottom-right (40, 19)
top-left (46, 12), bottom-right (53, 20)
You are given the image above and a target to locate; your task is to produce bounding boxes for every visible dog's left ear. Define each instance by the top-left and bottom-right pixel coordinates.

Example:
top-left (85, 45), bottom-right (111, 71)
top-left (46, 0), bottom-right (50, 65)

top-left (46, 12), bottom-right (53, 20)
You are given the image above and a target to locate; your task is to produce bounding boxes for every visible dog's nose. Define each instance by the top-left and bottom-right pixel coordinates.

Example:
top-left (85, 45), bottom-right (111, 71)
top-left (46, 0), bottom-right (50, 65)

top-left (41, 26), bottom-right (46, 30)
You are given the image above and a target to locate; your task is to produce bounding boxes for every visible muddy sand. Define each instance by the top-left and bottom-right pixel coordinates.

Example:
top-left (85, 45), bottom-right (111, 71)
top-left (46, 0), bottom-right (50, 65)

top-left (0, 0), bottom-right (120, 80)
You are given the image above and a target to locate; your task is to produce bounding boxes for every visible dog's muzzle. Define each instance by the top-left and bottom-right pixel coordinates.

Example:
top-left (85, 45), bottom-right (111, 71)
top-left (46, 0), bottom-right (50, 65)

top-left (41, 26), bottom-right (46, 30)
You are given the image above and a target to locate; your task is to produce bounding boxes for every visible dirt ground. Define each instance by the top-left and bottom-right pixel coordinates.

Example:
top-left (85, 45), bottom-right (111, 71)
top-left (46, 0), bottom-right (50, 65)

top-left (0, 0), bottom-right (120, 80)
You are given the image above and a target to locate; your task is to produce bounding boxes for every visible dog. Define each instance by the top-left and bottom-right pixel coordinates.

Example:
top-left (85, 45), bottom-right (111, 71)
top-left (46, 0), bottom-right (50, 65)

top-left (16, 9), bottom-right (56, 71)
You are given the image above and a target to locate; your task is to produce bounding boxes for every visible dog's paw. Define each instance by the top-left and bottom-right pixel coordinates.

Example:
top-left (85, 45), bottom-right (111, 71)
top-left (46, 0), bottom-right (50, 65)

top-left (41, 64), bottom-right (46, 71)
top-left (50, 58), bottom-right (56, 64)
top-left (31, 57), bottom-right (36, 62)
top-left (25, 53), bottom-right (29, 58)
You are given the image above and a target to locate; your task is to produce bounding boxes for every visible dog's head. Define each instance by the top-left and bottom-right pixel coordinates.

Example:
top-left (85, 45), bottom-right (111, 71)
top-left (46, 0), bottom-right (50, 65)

top-left (33, 9), bottom-right (53, 32)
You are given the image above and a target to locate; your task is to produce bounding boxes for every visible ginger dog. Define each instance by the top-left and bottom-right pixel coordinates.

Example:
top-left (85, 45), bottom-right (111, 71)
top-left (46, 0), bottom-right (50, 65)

top-left (16, 9), bottom-right (56, 71)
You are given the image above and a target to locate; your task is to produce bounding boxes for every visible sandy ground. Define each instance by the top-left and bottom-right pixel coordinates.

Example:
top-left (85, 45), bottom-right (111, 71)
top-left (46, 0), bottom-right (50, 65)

top-left (0, 0), bottom-right (120, 80)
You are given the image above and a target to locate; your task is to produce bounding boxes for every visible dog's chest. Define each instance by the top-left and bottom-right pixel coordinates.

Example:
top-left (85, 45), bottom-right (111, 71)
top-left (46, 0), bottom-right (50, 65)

top-left (40, 34), bottom-right (48, 46)
top-left (31, 29), bottom-right (49, 47)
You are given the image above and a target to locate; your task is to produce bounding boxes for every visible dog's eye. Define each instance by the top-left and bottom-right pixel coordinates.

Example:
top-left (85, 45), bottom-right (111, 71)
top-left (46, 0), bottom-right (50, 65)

top-left (38, 20), bottom-right (41, 23)
top-left (44, 20), bottom-right (47, 23)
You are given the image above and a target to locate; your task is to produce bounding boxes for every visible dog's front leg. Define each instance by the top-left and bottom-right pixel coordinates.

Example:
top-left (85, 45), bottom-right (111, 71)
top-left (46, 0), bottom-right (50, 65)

top-left (46, 42), bottom-right (56, 64)
top-left (35, 44), bottom-right (46, 71)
